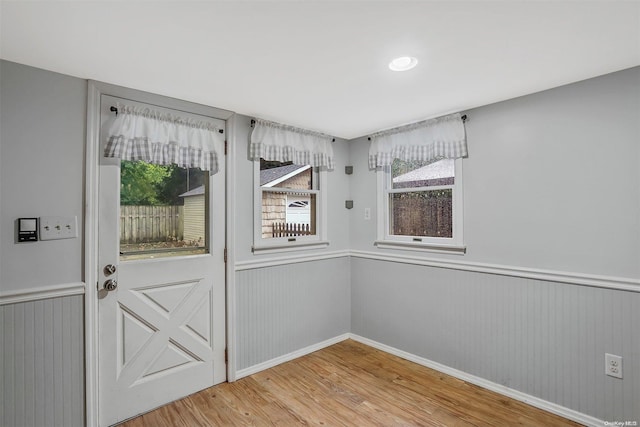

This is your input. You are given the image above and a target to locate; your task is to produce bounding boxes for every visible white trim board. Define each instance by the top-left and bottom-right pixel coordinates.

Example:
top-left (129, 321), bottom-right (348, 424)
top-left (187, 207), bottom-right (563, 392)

top-left (348, 334), bottom-right (603, 427)
top-left (350, 250), bottom-right (640, 293)
top-left (225, 113), bottom-right (238, 383)
top-left (235, 250), bottom-right (350, 271)
top-left (235, 249), bottom-right (639, 292)
top-left (0, 282), bottom-right (85, 305)
top-left (84, 80), bottom-right (101, 427)
top-left (234, 333), bottom-right (350, 380)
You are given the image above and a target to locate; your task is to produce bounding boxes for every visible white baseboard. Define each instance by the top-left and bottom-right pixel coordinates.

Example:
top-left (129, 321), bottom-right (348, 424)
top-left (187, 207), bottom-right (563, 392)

top-left (234, 333), bottom-right (350, 380)
top-left (349, 334), bottom-right (603, 427)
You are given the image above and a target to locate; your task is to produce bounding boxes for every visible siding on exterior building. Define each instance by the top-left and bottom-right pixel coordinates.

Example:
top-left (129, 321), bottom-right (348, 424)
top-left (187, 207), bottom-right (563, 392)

top-left (183, 194), bottom-right (206, 245)
top-left (261, 168), bottom-right (312, 238)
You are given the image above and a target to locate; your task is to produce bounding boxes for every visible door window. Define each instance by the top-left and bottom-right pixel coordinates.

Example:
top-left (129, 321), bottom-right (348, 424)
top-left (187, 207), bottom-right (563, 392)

top-left (119, 160), bottom-right (208, 260)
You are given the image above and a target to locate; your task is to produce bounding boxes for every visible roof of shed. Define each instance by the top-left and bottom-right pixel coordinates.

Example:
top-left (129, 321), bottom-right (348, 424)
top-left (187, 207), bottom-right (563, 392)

top-left (393, 159), bottom-right (455, 184)
top-left (179, 185), bottom-right (205, 197)
top-left (260, 164), bottom-right (308, 186)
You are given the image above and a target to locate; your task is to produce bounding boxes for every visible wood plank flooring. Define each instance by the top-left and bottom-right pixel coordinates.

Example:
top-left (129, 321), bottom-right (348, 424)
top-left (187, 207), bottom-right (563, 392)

top-left (121, 339), bottom-right (581, 426)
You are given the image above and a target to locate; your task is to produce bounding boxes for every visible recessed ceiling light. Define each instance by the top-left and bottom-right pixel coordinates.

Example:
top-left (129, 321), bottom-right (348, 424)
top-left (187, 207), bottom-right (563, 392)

top-left (389, 56), bottom-right (418, 71)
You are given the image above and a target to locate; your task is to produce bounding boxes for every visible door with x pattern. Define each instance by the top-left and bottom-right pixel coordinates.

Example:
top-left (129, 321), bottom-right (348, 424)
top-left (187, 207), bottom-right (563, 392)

top-left (97, 94), bottom-right (226, 426)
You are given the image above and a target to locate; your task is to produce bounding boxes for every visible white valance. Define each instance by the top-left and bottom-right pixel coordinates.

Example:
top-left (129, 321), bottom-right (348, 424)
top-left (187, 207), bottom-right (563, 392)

top-left (250, 118), bottom-right (335, 170)
top-left (104, 103), bottom-right (224, 173)
top-left (368, 113), bottom-right (467, 169)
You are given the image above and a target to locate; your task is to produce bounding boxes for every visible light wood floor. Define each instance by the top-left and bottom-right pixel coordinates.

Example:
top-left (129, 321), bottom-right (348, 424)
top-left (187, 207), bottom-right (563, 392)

top-left (121, 339), bottom-right (581, 426)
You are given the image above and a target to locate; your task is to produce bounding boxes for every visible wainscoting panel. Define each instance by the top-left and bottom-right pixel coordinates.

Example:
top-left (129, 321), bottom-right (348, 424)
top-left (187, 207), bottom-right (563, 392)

top-left (235, 257), bottom-right (351, 371)
top-left (351, 257), bottom-right (639, 423)
top-left (0, 295), bottom-right (84, 427)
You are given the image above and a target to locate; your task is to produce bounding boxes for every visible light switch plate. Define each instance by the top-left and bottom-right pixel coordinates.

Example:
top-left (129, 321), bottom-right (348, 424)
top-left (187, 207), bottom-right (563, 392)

top-left (39, 216), bottom-right (78, 240)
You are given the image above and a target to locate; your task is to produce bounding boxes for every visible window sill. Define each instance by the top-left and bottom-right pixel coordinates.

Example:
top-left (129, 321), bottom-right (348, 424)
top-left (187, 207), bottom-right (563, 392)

top-left (252, 240), bottom-right (330, 255)
top-left (374, 240), bottom-right (466, 255)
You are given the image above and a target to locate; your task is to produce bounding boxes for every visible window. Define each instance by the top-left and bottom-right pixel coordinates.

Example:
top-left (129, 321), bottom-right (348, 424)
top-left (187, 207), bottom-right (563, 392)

top-left (377, 158), bottom-right (464, 253)
top-left (253, 158), bottom-right (327, 251)
top-left (120, 160), bottom-right (208, 260)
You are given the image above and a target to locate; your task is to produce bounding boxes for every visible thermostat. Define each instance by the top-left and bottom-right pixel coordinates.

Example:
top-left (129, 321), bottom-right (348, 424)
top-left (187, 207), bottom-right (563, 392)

top-left (18, 218), bottom-right (38, 242)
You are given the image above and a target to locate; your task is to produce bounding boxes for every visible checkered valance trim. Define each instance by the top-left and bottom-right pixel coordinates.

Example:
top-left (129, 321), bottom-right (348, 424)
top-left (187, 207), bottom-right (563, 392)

top-left (104, 103), bottom-right (223, 173)
top-left (368, 113), bottom-right (467, 169)
top-left (105, 137), bottom-right (219, 171)
top-left (250, 118), bottom-right (335, 170)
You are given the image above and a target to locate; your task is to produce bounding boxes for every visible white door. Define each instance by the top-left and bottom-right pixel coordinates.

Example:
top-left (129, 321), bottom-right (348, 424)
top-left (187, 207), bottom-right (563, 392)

top-left (97, 95), bottom-right (226, 426)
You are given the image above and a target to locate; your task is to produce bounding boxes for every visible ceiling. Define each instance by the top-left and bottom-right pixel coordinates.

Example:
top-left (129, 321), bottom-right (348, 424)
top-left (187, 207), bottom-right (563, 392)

top-left (1, 1), bottom-right (639, 139)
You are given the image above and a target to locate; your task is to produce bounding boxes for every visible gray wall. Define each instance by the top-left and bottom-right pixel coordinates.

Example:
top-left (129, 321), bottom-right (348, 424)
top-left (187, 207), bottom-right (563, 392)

top-left (349, 66), bottom-right (640, 278)
top-left (236, 257), bottom-right (351, 371)
top-left (0, 60), bottom-right (86, 291)
top-left (230, 113), bottom-right (352, 370)
top-left (0, 295), bottom-right (84, 427)
top-left (351, 258), bottom-right (639, 422)
top-left (349, 67), bottom-right (640, 422)
top-left (1, 60), bottom-right (86, 427)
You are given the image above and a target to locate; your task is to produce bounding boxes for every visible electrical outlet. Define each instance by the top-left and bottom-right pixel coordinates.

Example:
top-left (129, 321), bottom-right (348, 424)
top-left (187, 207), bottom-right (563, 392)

top-left (39, 216), bottom-right (78, 241)
top-left (605, 353), bottom-right (623, 379)
top-left (364, 208), bottom-right (371, 220)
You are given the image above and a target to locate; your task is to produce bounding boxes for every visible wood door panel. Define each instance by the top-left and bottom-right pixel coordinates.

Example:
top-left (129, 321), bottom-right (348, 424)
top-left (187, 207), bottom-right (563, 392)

top-left (181, 292), bottom-right (213, 346)
top-left (135, 339), bottom-right (202, 384)
top-left (118, 304), bottom-right (157, 374)
top-left (135, 281), bottom-right (200, 315)
top-left (115, 278), bottom-right (213, 385)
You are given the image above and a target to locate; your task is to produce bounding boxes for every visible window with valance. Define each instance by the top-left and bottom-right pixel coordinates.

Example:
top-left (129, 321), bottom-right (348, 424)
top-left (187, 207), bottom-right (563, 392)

top-left (369, 113), bottom-right (468, 253)
top-left (250, 118), bottom-right (334, 252)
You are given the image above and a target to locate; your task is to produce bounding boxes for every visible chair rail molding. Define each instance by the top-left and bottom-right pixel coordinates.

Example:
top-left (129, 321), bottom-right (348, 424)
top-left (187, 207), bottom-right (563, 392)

top-left (235, 249), bottom-right (351, 271)
top-left (349, 250), bottom-right (640, 293)
top-left (234, 249), bottom-right (639, 291)
top-left (0, 282), bottom-right (85, 305)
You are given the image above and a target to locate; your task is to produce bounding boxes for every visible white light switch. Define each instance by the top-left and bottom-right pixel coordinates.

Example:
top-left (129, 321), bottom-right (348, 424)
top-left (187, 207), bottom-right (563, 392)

top-left (39, 216), bottom-right (78, 240)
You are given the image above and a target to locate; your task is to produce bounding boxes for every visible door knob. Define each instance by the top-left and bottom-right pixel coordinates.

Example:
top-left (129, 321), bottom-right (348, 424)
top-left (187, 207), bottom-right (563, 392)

top-left (103, 264), bottom-right (117, 276)
top-left (104, 279), bottom-right (118, 291)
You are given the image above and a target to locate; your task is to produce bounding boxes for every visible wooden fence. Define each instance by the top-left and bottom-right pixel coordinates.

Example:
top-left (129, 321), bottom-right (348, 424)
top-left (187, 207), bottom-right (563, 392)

top-left (272, 222), bottom-right (313, 238)
top-left (120, 205), bottom-right (184, 243)
top-left (391, 192), bottom-right (452, 238)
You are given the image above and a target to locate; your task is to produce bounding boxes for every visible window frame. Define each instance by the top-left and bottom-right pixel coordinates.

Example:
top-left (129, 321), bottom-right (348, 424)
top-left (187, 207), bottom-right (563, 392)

top-left (375, 158), bottom-right (465, 254)
top-left (252, 159), bottom-right (328, 253)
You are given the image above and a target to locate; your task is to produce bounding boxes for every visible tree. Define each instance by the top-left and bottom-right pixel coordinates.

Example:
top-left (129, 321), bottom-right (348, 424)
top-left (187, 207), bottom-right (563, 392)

top-left (120, 161), bottom-right (172, 205)
top-left (120, 160), bottom-right (206, 206)
top-left (158, 165), bottom-right (206, 205)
